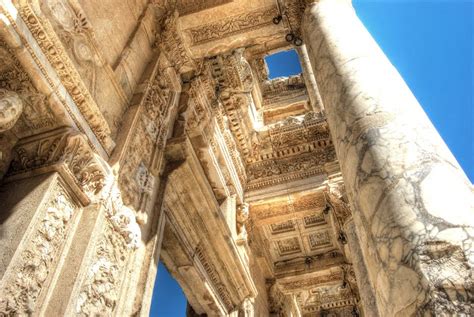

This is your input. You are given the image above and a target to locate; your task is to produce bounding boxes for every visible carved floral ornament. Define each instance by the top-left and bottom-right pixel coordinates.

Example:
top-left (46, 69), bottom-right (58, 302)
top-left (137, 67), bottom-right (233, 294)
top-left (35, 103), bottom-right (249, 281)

top-left (5, 127), bottom-right (104, 204)
top-left (0, 181), bottom-right (78, 316)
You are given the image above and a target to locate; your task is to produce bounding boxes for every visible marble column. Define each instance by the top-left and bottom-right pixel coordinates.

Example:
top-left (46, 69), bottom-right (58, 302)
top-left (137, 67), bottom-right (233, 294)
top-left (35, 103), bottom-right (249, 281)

top-left (302, 0), bottom-right (474, 315)
top-left (344, 217), bottom-right (379, 317)
top-left (296, 45), bottom-right (324, 112)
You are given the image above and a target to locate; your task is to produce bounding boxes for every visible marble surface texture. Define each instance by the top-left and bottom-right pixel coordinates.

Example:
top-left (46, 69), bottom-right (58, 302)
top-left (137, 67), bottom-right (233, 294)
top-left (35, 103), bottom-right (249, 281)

top-left (303, 0), bottom-right (474, 315)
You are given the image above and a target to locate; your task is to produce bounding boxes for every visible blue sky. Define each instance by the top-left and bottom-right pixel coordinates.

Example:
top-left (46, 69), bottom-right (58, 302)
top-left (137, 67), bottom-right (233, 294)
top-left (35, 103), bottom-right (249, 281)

top-left (150, 1), bottom-right (473, 315)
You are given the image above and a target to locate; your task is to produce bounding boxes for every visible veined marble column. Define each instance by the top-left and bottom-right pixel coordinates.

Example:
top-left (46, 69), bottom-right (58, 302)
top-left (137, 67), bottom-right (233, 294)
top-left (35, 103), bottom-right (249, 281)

top-left (344, 218), bottom-right (379, 317)
top-left (296, 45), bottom-right (324, 112)
top-left (302, 0), bottom-right (474, 315)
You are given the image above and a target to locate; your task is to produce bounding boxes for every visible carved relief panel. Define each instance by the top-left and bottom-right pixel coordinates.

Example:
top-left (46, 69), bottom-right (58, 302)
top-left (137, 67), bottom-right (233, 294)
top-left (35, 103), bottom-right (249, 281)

top-left (0, 178), bottom-right (79, 315)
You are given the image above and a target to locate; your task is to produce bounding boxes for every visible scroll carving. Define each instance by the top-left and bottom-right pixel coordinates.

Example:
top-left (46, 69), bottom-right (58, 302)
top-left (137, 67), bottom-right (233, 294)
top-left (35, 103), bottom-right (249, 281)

top-left (157, 12), bottom-right (196, 74)
top-left (7, 128), bottom-right (107, 203)
top-left (42, 0), bottom-right (104, 98)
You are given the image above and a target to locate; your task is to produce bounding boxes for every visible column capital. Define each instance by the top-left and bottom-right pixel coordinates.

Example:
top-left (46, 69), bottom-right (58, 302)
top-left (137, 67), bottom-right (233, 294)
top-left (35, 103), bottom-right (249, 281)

top-left (5, 127), bottom-right (109, 205)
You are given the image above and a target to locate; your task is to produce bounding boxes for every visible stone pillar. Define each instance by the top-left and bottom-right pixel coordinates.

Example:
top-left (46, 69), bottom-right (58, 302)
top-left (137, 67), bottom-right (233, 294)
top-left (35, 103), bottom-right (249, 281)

top-left (0, 128), bottom-right (108, 315)
top-left (0, 128), bottom-right (142, 316)
top-left (296, 45), bottom-right (324, 112)
top-left (325, 182), bottom-right (378, 316)
top-left (344, 218), bottom-right (379, 317)
top-left (302, 1), bottom-right (474, 315)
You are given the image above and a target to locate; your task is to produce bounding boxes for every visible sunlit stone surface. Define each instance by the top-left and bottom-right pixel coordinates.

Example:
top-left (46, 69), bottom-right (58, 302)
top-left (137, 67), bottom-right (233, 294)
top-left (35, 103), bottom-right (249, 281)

top-left (0, 0), bottom-right (471, 316)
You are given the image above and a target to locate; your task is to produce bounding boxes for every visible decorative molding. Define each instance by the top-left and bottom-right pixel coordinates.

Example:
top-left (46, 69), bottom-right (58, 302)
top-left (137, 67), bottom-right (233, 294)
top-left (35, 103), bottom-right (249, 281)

top-left (76, 178), bottom-right (141, 314)
top-left (277, 237), bottom-right (301, 256)
top-left (251, 192), bottom-right (325, 221)
top-left (208, 49), bottom-right (255, 162)
top-left (246, 112), bottom-right (336, 191)
top-left (0, 42), bottom-right (56, 135)
top-left (236, 202), bottom-right (249, 245)
top-left (41, 0), bottom-right (101, 90)
top-left (157, 12), bottom-right (197, 74)
top-left (271, 220), bottom-right (296, 234)
top-left (261, 74), bottom-right (307, 106)
top-left (117, 56), bottom-right (176, 209)
top-left (281, 0), bottom-right (306, 36)
top-left (303, 213), bottom-right (325, 228)
top-left (308, 230), bottom-right (331, 250)
top-left (187, 6), bottom-right (278, 45)
top-left (279, 271), bottom-right (343, 291)
top-left (250, 57), bottom-right (269, 82)
top-left (246, 149), bottom-right (336, 190)
top-left (75, 219), bottom-right (131, 315)
top-left (4, 3), bottom-right (115, 153)
top-left (295, 283), bottom-right (357, 314)
top-left (6, 127), bottom-right (107, 204)
top-left (195, 245), bottom-right (234, 311)
top-left (324, 182), bottom-right (352, 226)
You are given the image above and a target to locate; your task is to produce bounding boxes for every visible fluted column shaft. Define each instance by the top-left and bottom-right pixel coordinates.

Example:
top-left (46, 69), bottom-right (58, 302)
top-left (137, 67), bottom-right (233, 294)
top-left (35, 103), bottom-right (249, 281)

top-left (302, 0), bottom-right (474, 315)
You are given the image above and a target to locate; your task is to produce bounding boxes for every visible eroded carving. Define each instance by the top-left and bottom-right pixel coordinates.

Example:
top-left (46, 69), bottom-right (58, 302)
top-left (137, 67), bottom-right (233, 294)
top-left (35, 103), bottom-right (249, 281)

top-left (0, 182), bottom-right (78, 315)
top-left (4, 3), bottom-right (114, 152)
top-left (157, 12), bottom-right (197, 74)
top-left (0, 43), bottom-right (56, 135)
top-left (0, 89), bottom-right (23, 132)
top-left (7, 128), bottom-right (106, 202)
top-left (188, 6), bottom-right (278, 45)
